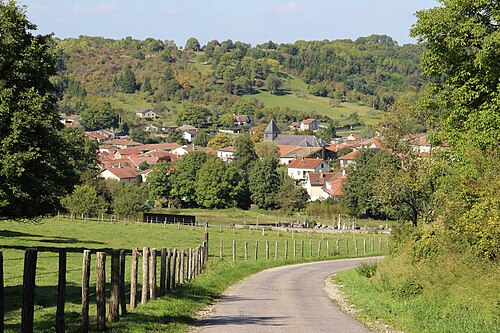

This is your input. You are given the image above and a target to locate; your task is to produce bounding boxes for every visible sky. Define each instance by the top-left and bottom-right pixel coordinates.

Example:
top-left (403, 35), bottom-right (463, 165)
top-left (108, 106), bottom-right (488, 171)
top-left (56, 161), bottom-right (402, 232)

top-left (19, 0), bottom-right (440, 46)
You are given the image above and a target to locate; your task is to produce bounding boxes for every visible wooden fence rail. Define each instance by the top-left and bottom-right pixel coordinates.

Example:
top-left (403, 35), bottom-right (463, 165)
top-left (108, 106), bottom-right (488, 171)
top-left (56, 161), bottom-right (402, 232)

top-left (0, 233), bottom-right (209, 332)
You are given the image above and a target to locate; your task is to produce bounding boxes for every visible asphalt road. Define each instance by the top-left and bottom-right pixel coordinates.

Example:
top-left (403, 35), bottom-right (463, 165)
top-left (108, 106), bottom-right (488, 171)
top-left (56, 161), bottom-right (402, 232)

top-left (197, 257), bottom-right (382, 333)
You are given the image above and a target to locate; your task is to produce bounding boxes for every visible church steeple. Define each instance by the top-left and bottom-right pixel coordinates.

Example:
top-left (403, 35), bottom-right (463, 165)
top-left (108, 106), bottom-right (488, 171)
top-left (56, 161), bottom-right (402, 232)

top-left (263, 119), bottom-right (281, 141)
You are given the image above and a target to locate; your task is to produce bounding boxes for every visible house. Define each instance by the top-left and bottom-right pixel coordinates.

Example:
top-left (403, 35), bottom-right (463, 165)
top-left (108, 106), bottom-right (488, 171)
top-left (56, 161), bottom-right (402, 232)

top-left (233, 115), bottom-right (252, 127)
top-left (105, 139), bottom-right (143, 149)
top-left (338, 150), bottom-right (360, 171)
top-left (323, 174), bottom-right (347, 200)
top-left (346, 134), bottom-right (361, 141)
top-left (217, 146), bottom-right (235, 162)
top-left (264, 120), bottom-right (327, 147)
top-left (300, 118), bottom-right (319, 131)
top-left (289, 122), bottom-right (299, 130)
top-left (304, 172), bottom-right (344, 201)
top-left (99, 167), bottom-right (139, 184)
top-left (140, 143), bottom-right (180, 152)
top-left (136, 108), bottom-right (156, 120)
top-left (144, 125), bottom-right (159, 132)
top-left (287, 158), bottom-right (331, 181)
top-left (114, 147), bottom-right (143, 160)
top-left (278, 145), bottom-right (323, 165)
top-left (177, 124), bottom-right (199, 142)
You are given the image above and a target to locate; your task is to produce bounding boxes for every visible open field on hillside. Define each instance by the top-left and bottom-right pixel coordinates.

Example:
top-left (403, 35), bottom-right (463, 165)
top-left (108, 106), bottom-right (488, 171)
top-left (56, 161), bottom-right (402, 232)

top-left (1, 217), bottom-right (388, 332)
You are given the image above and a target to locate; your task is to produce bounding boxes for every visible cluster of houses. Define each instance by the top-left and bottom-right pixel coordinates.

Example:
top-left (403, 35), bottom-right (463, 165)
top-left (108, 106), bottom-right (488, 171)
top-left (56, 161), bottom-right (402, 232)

top-left (64, 107), bottom-right (447, 203)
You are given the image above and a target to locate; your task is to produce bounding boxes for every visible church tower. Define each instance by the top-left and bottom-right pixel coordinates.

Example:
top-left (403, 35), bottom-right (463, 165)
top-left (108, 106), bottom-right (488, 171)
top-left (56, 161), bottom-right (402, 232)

top-left (263, 119), bottom-right (281, 141)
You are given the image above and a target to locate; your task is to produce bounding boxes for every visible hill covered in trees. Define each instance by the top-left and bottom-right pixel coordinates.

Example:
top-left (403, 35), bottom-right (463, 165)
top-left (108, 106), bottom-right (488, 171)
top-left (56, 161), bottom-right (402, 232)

top-left (52, 34), bottom-right (426, 131)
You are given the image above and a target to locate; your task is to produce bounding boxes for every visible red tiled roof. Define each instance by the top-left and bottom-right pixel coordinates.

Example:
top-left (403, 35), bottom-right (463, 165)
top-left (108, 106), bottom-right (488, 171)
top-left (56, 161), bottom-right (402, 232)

top-left (301, 118), bottom-right (316, 125)
top-left (117, 147), bottom-right (143, 156)
top-left (287, 158), bottom-right (325, 169)
top-left (103, 167), bottom-right (138, 179)
top-left (338, 150), bottom-right (360, 160)
top-left (141, 143), bottom-right (181, 152)
top-left (233, 115), bottom-right (249, 122)
top-left (103, 159), bottom-right (133, 168)
top-left (106, 139), bottom-right (143, 147)
top-left (278, 145), bottom-right (300, 156)
top-left (218, 146), bottom-right (235, 152)
top-left (324, 176), bottom-right (346, 196)
top-left (308, 172), bottom-right (343, 187)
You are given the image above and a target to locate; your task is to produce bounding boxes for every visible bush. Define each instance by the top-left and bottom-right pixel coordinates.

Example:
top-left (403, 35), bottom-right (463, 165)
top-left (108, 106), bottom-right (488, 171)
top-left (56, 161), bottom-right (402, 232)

top-left (393, 276), bottom-right (423, 299)
top-left (355, 261), bottom-right (378, 278)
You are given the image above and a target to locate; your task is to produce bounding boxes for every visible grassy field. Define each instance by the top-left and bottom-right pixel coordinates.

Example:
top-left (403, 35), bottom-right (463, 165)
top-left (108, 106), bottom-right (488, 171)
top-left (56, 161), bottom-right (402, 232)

top-left (333, 253), bottom-right (499, 333)
top-left (1, 217), bottom-right (388, 332)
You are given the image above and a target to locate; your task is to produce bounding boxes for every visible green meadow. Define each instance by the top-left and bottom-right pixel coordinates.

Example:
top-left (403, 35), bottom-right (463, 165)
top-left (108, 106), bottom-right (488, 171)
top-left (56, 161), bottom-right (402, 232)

top-left (1, 217), bottom-right (387, 332)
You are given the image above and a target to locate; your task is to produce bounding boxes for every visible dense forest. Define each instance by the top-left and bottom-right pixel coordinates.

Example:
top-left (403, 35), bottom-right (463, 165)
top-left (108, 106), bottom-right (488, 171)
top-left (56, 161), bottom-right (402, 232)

top-left (52, 34), bottom-right (426, 133)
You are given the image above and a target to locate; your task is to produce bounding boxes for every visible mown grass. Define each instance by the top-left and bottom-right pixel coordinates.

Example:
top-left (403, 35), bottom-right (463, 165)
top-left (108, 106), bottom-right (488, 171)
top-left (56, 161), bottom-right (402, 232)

top-left (333, 252), bottom-right (499, 333)
top-left (1, 217), bottom-right (388, 332)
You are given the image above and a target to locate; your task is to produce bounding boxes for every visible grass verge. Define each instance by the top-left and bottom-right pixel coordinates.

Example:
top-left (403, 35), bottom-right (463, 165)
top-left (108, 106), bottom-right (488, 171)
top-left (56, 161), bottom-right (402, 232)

top-left (332, 253), bottom-right (499, 333)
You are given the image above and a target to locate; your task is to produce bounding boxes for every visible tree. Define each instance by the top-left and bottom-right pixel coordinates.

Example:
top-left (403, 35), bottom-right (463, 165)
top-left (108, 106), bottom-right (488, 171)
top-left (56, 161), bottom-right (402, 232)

top-left (195, 156), bottom-right (245, 208)
top-left (249, 157), bottom-right (282, 209)
top-left (146, 161), bottom-right (172, 205)
top-left (266, 75), bottom-right (282, 94)
top-left (170, 151), bottom-right (209, 207)
top-left (233, 134), bottom-right (257, 173)
top-left (114, 65), bottom-right (138, 93)
top-left (140, 77), bottom-right (154, 95)
top-left (176, 104), bottom-right (210, 128)
top-left (192, 131), bottom-right (209, 147)
top-left (185, 37), bottom-right (201, 51)
top-left (80, 100), bottom-right (119, 130)
top-left (110, 181), bottom-right (149, 217)
top-left (61, 184), bottom-right (107, 216)
top-left (410, 0), bottom-right (500, 150)
top-left (254, 141), bottom-right (279, 159)
top-left (341, 150), bottom-right (399, 219)
top-left (207, 134), bottom-right (233, 150)
top-left (0, 1), bottom-right (96, 218)
top-left (275, 175), bottom-right (310, 212)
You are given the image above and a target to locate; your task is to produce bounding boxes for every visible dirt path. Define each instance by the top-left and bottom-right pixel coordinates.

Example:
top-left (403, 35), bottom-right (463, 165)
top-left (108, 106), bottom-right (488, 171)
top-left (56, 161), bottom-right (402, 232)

top-left (194, 257), bottom-right (383, 333)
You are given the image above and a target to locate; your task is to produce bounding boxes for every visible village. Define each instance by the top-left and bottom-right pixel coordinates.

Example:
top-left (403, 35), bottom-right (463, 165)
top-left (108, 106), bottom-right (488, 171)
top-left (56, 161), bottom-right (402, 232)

top-left (61, 109), bottom-right (445, 204)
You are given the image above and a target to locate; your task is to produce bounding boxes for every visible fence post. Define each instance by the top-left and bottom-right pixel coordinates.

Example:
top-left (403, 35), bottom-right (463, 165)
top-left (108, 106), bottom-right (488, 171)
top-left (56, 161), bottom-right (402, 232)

top-left (379, 238), bottom-right (382, 254)
top-left (355, 239), bottom-right (359, 256)
top-left (187, 248), bottom-right (192, 281)
top-left (346, 239), bottom-right (349, 257)
top-left (363, 239), bottom-right (367, 255)
top-left (96, 252), bottom-right (106, 332)
top-left (326, 240), bottom-right (330, 256)
top-left (309, 240), bottom-right (312, 258)
top-left (204, 233), bottom-right (209, 262)
top-left (149, 248), bottom-right (157, 300)
top-left (244, 242), bottom-right (248, 260)
top-left (0, 252), bottom-right (3, 333)
top-left (293, 240), bottom-right (296, 258)
top-left (166, 249), bottom-right (172, 292)
top-left (220, 240), bottom-right (223, 259)
top-left (336, 238), bottom-right (340, 255)
top-left (232, 240), bottom-right (236, 261)
top-left (275, 241), bottom-right (278, 260)
top-left (192, 248), bottom-right (198, 279)
top-left (317, 240), bottom-right (322, 257)
top-left (255, 241), bottom-right (259, 260)
top-left (179, 250), bottom-right (185, 285)
top-left (130, 247), bottom-right (138, 309)
top-left (265, 240), bottom-right (269, 260)
top-left (21, 248), bottom-right (38, 333)
top-left (119, 250), bottom-right (126, 315)
top-left (160, 248), bottom-right (167, 296)
top-left (108, 250), bottom-right (120, 323)
top-left (171, 249), bottom-right (177, 290)
top-left (56, 249), bottom-right (66, 333)
top-left (81, 250), bottom-right (91, 333)
top-left (141, 247), bottom-right (149, 304)
top-left (301, 240), bottom-right (304, 258)
top-left (285, 240), bottom-right (288, 259)
top-left (371, 238), bottom-right (374, 254)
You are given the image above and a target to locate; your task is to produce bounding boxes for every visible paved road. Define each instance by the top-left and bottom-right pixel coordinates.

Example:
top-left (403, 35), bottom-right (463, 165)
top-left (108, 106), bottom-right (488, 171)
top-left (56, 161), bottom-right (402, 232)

top-left (197, 257), bottom-right (382, 333)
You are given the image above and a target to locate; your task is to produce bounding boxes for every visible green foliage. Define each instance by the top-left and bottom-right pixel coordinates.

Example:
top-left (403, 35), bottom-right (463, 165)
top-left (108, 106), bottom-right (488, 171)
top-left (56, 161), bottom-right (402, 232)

top-left (274, 175), bottom-right (309, 212)
top-left (207, 133), bottom-right (233, 150)
top-left (176, 104), bottom-right (210, 128)
top-left (305, 199), bottom-right (350, 218)
top-left (249, 157), bottom-right (281, 209)
top-left (266, 74), bottom-right (282, 94)
top-left (185, 37), bottom-right (201, 51)
top-left (0, 1), bottom-right (96, 218)
top-left (109, 181), bottom-right (149, 216)
top-left (254, 141), bottom-right (279, 159)
top-left (232, 133), bottom-right (257, 173)
top-left (195, 156), bottom-right (245, 208)
top-left (355, 261), bottom-right (378, 278)
top-left (80, 100), bottom-right (119, 130)
top-left (61, 184), bottom-right (107, 215)
top-left (411, 0), bottom-right (500, 151)
top-left (192, 131), bottom-right (209, 147)
top-left (146, 161), bottom-right (172, 203)
top-left (113, 64), bottom-right (138, 93)
top-left (170, 152), bottom-right (210, 207)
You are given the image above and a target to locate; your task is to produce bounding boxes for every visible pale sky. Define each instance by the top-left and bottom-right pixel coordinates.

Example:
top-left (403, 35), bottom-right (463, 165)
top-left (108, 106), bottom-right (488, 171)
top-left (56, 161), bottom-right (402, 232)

top-left (19, 0), bottom-right (439, 46)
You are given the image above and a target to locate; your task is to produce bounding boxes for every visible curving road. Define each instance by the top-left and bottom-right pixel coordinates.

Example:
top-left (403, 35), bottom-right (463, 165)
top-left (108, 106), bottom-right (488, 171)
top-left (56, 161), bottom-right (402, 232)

top-left (197, 257), bottom-right (382, 333)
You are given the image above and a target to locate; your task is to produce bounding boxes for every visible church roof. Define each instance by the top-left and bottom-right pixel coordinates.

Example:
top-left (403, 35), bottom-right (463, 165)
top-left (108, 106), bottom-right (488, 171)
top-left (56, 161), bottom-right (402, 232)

top-left (273, 134), bottom-right (327, 147)
top-left (263, 119), bottom-right (281, 135)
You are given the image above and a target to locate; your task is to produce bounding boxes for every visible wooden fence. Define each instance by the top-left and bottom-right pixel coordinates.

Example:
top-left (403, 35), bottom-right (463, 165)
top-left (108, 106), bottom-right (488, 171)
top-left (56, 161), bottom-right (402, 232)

top-left (0, 233), bottom-right (209, 333)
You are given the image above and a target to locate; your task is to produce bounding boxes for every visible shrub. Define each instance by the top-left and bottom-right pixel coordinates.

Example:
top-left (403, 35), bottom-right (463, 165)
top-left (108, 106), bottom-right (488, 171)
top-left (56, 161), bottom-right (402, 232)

top-left (393, 276), bottom-right (423, 299)
top-left (355, 261), bottom-right (378, 278)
